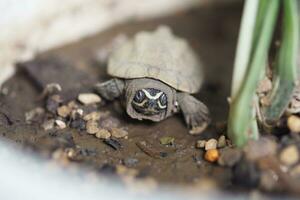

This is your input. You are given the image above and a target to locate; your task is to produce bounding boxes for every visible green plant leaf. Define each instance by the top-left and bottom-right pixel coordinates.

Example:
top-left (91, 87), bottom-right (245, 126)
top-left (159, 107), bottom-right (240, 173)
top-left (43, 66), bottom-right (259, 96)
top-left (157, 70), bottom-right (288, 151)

top-left (264, 0), bottom-right (299, 124)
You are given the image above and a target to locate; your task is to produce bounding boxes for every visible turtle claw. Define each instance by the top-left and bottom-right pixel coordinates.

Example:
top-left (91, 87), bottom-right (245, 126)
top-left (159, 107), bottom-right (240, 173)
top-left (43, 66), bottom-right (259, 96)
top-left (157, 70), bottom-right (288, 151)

top-left (177, 92), bottom-right (210, 134)
top-left (186, 110), bottom-right (210, 135)
top-left (189, 123), bottom-right (208, 135)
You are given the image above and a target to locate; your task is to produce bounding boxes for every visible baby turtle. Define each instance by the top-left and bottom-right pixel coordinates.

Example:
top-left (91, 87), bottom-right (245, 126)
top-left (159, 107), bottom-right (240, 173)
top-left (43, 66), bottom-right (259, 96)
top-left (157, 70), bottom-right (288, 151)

top-left (95, 26), bottom-right (210, 133)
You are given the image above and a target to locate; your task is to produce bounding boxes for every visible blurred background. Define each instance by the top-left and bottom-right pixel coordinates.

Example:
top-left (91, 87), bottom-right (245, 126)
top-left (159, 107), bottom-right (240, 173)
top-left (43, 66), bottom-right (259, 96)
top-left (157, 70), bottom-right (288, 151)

top-left (0, 0), bottom-right (234, 86)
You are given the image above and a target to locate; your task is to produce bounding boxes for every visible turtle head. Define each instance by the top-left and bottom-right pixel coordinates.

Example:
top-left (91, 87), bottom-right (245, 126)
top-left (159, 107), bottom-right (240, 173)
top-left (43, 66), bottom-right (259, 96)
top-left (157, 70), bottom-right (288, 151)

top-left (131, 88), bottom-right (167, 116)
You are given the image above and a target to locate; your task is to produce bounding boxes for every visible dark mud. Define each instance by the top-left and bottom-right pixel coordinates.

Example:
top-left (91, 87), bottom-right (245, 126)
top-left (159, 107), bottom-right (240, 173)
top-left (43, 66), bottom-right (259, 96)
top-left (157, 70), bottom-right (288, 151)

top-left (0, 2), bottom-right (242, 189)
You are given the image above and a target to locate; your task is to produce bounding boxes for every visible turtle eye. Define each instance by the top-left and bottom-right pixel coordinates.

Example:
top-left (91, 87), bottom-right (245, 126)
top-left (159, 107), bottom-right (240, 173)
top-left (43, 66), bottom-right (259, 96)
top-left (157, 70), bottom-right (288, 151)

top-left (134, 90), bottom-right (145, 103)
top-left (159, 93), bottom-right (167, 106)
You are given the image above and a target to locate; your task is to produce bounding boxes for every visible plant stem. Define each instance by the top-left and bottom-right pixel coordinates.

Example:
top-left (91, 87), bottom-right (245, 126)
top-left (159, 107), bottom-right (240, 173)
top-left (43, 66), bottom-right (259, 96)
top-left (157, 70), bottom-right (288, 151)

top-left (231, 0), bottom-right (259, 98)
top-left (228, 0), bottom-right (279, 147)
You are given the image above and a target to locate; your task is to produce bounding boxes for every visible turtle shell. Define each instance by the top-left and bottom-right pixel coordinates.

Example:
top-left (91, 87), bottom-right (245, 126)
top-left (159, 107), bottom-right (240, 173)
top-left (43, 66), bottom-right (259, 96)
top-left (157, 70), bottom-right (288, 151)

top-left (108, 26), bottom-right (203, 93)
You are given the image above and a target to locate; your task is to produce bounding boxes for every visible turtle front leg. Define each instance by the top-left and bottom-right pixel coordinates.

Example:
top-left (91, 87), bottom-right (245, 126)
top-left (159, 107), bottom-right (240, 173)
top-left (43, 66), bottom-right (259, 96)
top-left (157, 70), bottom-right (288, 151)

top-left (177, 92), bottom-right (210, 134)
top-left (94, 78), bottom-right (125, 101)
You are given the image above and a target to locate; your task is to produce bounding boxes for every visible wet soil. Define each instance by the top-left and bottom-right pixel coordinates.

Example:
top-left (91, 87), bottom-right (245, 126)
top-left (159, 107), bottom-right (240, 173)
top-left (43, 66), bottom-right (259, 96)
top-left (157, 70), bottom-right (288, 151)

top-left (0, 2), bottom-right (241, 189)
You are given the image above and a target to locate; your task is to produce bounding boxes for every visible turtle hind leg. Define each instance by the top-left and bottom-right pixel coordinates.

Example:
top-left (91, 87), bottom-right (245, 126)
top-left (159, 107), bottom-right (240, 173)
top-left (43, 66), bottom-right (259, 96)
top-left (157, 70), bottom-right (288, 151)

top-left (177, 92), bottom-right (211, 133)
top-left (94, 78), bottom-right (125, 101)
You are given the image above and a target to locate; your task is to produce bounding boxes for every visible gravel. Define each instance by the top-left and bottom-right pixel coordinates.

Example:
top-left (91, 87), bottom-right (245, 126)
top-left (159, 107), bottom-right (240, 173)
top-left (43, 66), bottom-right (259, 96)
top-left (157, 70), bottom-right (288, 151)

top-left (78, 93), bottom-right (101, 105)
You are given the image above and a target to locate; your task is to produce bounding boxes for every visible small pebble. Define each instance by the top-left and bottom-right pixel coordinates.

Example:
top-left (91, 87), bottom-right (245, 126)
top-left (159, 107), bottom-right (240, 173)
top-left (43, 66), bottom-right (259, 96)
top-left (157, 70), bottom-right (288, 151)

top-left (99, 164), bottom-right (116, 174)
top-left (70, 109), bottom-right (83, 120)
top-left (159, 152), bottom-right (168, 158)
top-left (159, 136), bottom-right (175, 146)
top-left (42, 119), bottom-right (55, 130)
top-left (43, 83), bottom-right (62, 94)
top-left (205, 139), bottom-right (217, 150)
top-left (279, 145), bottom-right (299, 166)
top-left (78, 93), bottom-right (101, 105)
top-left (57, 105), bottom-right (71, 118)
top-left (103, 138), bottom-right (122, 150)
top-left (232, 159), bottom-right (260, 188)
top-left (116, 165), bottom-right (138, 177)
top-left (70, 118), bottom-right (86, 130)
top-left (123, 158), bottom-right (139, 167)
top-left (83, 111), bottom-right (101, 121)
top-left (260, 170), bottom-right (279, 191)
top-left (25, 107), bottom-right (44, 121)
top-left (100, 117), bottom-right (120, 129)
top-left (52, 149), bottom-right (68, 163)
top-left (218, 148), bottom-right (242, 167)
top-left (204, 149), bottom-right (219, 162)
top-left (217, 135), bottom-right (226, 148)
top-left (244, 137), bottom-right (277, 161)
top-left (86, 120), bottom-right (99, 134)
top-left (196, 140), bottom-right (206, 148)
top-left (46, 95), bottom-right (62, 114)
top-left (287, 115), bottom-right (300, 133)
top-left (257, 77), bottom-right (272, 94)
top-left (110, 128), bottom-right (128, 139)
top-left (79, 148), bottom-right (97, 157)
top-left (260, 96), bottom-right (271, 106)
top-left (67, 101), bottom-right (78, 109)
top-left (65, 148), bottom-right (77, 159)
top-left (55, 119), bottom-right (66, 129)
top-left (95, 129), bottom-right (111, 139)
top-left (289, 164), bottom-right (300, 178)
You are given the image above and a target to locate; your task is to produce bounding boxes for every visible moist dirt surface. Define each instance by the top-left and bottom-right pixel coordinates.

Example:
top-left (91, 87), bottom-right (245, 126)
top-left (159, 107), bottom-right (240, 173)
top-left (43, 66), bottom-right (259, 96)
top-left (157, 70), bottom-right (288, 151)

top-left (0, 2), bottom-right (257, 193)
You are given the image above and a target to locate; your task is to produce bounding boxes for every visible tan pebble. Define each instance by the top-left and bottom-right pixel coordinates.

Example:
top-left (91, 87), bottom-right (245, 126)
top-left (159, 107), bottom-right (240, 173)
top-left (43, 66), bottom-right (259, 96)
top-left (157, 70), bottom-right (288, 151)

top-left (65, 148), bottom-right (77, 159)
top-left (110, 128), bottom-right (128, 139)
top-left (86, 120), bottom-right (99, 134)
top-left (25, 107), bottom-right (45, 121)
top-left (51, 149), bottom-right (69, 166)
top-left (289, 164), bottom-right (300, 178)
top-left (70, 109), bottom-right (83, 119)
top-left (286, 97), bottom-right (300, 114)
top-left (95, 129), bottom-right (111, 139)
top-left (218, 148), bottom-right (242, 167)
top-left (192, 178), bottom-right (218, 191)
top-left (67, 101), bottom-right (78, 109)
top-left (287, 115), bottom-right (300, 133)
top-left (51, 94), bottom-right (63, 103)
top-left (217, 135), bottom-right (226, 148)
top-left (205, 139), bottom-right (217, 150)
top-left (83, 111), bottom-right (101, 121)
top-left (44, 83), bottom-right (62, 93)
top-left (260, 170), bottom-right (279, 191)
top-left (244, 137), bottom-right (277, 161)
top-left (204, 149), bottom-right (219, 162)
top-left (55, 119), bottom-right (66, 129)
top-left (116, 165), bottom-right (138, 177)
top-left (196, 140), bottom-right (206, 148)
top-left (52, 149), bottom-right (65, 160)
top-left (279, 145), bottom-right (299, 166)
top-left (159, 136), bottom-right (175, 145)
top-left (57, 105), bottom-right (71, 118)
top-left (42, 119), bottom-right (55, 130)
top-left (78, 93), bottom-right (101, 105)
top-left (226, 139), bottom-right (233, 147)
top-left (257, 77), bottom-right (272, 94)
top-left (260, 96), bottom-right (271, 106)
